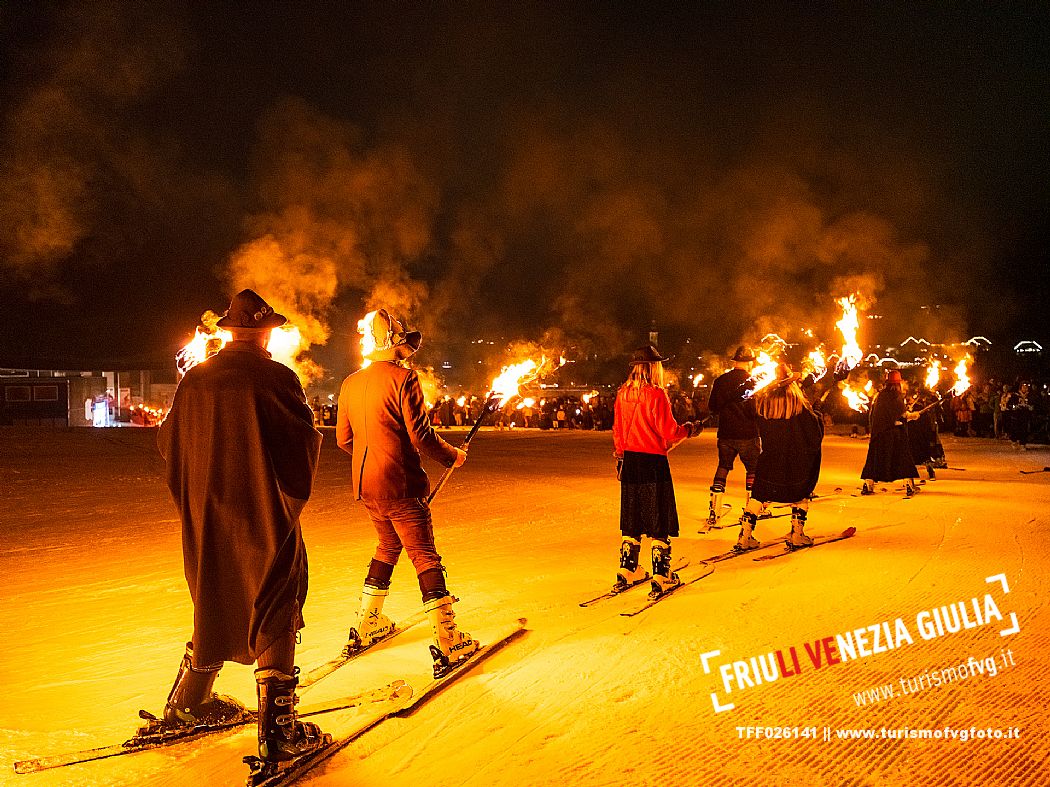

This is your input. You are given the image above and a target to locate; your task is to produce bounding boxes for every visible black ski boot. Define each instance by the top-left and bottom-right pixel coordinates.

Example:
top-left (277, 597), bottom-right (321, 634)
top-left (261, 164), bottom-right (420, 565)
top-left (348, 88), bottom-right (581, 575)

top-left (142, 643), bottom-right (247, 735)
top-left (243, 668), bottom-right (330, 784)
top-left (614, 536), bottom-right (648, 591)
top-left (649, 539), bottom-right (681, 598)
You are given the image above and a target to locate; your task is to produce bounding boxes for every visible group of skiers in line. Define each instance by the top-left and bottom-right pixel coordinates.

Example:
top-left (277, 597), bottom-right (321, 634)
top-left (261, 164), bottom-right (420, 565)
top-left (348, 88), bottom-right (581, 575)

top-left (609, 343), bottom-right (959, 598)
top-left (156, 293), bottom-right (479, 776)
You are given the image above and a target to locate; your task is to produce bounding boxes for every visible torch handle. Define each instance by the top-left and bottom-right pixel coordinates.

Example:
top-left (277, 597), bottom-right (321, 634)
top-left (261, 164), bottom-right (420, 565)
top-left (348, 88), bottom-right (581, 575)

top-left (426, 395), bottom-right (502, 505)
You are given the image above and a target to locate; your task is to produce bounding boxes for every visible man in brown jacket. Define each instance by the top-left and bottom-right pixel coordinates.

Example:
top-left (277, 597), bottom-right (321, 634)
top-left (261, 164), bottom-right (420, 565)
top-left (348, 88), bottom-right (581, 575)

top-left (157, 289), bottom-right (327, 768)
top-left (337, 308), bottom-right (476, 676)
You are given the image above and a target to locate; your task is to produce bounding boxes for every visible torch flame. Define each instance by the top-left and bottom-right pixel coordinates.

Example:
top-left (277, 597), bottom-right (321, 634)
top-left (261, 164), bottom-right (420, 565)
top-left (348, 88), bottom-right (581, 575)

top-left (747, 351), bottom-right (779, 396)
top-left (357, 310), bottom-right (380, 369)
top-left (925, 360), bottom-right (941, 390)
top-left (177, 321), bottom-right (311, 382)
top-left (836, 294), bottom-right (863, 370)
top-left (805, 346), bottom-right (827, 379)
top-left (842, 380), bottom-right (872, 412)
top-left (951, 357), bottom-right (971, 397)
top-left (490, 358), bottom-right (541, 402)
top-left (692, 373), bottom-right (704, 387)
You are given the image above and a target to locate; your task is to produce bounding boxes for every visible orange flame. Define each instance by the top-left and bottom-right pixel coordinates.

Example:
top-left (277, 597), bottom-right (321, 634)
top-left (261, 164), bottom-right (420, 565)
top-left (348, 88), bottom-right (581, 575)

top-left (177, 321), bottom-right (312, 382)
top-left (842, 379), bottom-right (872, 412)
top-left (804, 346), bottom-right (827, 379)
top-left (925, 360), bottom-right (941, 390)
top-left (748, 350), bottom-right (780, 395)
top-left (691, 373), bottom-right (704, 387)
top-left (357, 310), bottom-right (380, 369)
top-left (836, 294), bottom-right (863, 370)
top-left (951, 357), bottom-right (971, 397)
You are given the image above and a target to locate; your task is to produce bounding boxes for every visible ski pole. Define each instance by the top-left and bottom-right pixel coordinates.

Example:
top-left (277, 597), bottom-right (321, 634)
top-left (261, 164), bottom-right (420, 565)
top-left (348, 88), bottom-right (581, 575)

top-left (426, 394), bottom-right (504, 504)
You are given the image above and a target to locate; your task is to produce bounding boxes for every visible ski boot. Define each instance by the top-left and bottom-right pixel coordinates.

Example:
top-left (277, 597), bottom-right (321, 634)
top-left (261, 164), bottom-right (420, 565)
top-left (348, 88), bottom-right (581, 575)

top-left (343, 585), bottom-right (395, 656)
top-left (786, 507), bottom-right (813, 549)
top-left (424, 594), bottom-right (478, 678)
top-left (905, 480), bottom-right (919, 497)
top-left (244, 668), bottom-right (329, 784)
top-left (925, 462), bottom-right (936, 480)
top-left (614, 536), bottom-right (649, 592)
top-left (860, 480), bottom-right (875, 496)
top-left (734, 511), bottom-right (760, 551)
top-left (706, 485), bottom-right (725, 526)
top-left (649, 539), bottom-right (681, 598)
top-left (143, 643), bottom-right (248, 735)
top-left (343, 560), bottom-right (396, 656)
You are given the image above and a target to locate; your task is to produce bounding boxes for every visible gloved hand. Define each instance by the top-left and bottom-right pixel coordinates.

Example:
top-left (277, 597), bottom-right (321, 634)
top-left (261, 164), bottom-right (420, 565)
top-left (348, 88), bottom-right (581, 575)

top-left (685, 421), bottom-right (704, 437)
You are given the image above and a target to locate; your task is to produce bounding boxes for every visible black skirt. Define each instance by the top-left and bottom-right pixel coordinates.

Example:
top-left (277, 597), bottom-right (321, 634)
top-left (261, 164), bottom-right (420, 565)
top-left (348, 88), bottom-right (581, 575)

top-left (619, 451), bottom-right (680, 540)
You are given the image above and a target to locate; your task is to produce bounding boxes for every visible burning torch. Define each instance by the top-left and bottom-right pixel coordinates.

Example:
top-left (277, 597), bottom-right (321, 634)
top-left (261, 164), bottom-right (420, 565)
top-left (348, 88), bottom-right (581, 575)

top-left (426, 357), bottom-right (553, 504)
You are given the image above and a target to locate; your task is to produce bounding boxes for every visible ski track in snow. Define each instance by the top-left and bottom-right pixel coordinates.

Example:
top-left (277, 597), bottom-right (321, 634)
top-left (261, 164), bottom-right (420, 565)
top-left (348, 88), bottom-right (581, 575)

top-left (1, 427), bottom-right (1048, 786)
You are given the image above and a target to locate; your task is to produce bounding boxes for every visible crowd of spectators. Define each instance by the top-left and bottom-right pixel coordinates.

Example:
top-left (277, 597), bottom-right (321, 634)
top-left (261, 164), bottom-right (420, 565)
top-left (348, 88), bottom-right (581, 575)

top-left (307, 376), bottom-right (1048, 448)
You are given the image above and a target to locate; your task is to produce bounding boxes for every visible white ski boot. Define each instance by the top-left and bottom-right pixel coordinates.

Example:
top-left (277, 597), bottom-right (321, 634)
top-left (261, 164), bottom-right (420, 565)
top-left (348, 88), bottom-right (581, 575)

top-left (424, 595), bottom-right (478, 677)
top-left (649, 539), bottom-right (681, 596)
top-left (786, 508), bottom-right (813, 548)
top-left (344, 585), bottom-right (395, 656)
top-left (614, 536), bottom-right (649, 591)
top-left (734, 511), bottom-right (760, 551)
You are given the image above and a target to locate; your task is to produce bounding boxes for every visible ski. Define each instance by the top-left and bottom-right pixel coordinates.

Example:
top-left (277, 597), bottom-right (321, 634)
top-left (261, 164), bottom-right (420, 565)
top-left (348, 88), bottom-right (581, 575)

top-left (700, 537), bottom-right (787, 564)
top-left (299, 609), bottom-right (428, 690)
top-left (243, 618), bottom-right (529, 787)
top-left (698, 503), bottom-right (733, 533)
top-left (11, 680), bottom-right (411, 775)
top-left (578, 559), bottom-right (689, 607)
top-left (619, 567), bottom-right (715, 617)
top-left (752, 527), bottom-right (857, 561)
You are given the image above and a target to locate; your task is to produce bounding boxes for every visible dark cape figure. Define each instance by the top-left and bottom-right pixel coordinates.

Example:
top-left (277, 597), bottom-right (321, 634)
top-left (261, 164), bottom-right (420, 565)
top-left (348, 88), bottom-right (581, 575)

top-left (735, 365), bottom-right (826, 551)
top-left (156, 289), bottom-right (328, 773)
top-left (907, 388), bottom-right (947, 479)
top-left (861, 369), bottom-right (920, 496)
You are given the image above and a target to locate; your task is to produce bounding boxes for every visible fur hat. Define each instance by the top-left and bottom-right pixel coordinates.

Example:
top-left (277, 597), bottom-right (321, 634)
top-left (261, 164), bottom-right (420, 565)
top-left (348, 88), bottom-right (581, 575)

top-left (361, 309), bottom-right (422, 361)
top-left (215, 289), bottom-right (287, 331)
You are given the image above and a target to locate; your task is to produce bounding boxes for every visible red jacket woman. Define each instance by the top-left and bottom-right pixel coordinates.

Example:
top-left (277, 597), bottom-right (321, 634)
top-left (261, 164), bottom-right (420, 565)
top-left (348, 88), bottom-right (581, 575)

top-left (611, 346), bottom-right (699, 598)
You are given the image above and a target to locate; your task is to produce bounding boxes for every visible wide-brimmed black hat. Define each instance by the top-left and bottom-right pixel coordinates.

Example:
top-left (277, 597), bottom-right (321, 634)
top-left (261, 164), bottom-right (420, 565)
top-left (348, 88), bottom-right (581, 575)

top-left (731, 345), bottom-right (755, 362)
top-left (362, 308), bottom-right (422, 361)
top-left (215, 289), bottom-right (287, 330)
top-left (629, 345), bottom-right (670, 365)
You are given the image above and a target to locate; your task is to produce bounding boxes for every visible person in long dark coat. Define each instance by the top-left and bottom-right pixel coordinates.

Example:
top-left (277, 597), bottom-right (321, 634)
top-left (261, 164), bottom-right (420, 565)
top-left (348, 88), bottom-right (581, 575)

top-left (157, 289), bottom-right (326, 767)
top-left (734, 366), bottom-right (825, 550)
top-left (861, 369), bottom-right (920, 497)
top-left (907, 387), bottom-right (946, 479)
top-left (612, 346), bottom-right (701, 596)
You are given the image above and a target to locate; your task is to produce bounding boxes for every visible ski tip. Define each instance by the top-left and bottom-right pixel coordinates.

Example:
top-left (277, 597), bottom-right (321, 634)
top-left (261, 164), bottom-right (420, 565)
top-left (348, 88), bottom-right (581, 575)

top-left (843, 526), bottom-right (857, 537)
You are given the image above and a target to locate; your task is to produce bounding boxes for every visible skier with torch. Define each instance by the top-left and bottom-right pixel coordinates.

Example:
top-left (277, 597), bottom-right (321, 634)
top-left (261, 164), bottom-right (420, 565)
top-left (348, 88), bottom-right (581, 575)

top-left (336, 309), bottom-right (474, 677)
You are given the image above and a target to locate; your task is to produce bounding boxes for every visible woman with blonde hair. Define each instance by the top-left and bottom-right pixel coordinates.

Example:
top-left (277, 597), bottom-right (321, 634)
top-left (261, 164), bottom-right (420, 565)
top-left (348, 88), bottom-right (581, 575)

top-left (613, 346), bottom-right (701, 597)
top-left (735, 364), bottom-right (825, 551)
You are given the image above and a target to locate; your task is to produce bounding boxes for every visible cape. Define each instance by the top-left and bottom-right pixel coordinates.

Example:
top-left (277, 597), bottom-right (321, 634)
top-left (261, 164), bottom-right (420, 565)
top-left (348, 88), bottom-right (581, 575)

top-left (157, 342), bottom-right (321, 666)
top-left (750, 407), bottom-right (824, 503)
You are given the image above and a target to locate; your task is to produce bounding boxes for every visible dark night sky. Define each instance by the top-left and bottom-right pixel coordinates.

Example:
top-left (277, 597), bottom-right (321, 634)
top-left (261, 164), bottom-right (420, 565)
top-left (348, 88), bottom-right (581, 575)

top-left (1, 1), bottom-right (1047, 377)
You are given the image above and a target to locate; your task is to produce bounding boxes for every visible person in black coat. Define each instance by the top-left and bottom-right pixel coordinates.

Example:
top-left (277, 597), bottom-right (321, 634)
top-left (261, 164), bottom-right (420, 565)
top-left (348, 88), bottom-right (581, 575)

top-left (861, 370), bottom-right (920, 496)
top-left (734, 366), bottom-right (825, 551)
top-left (706, 346), bottom-right (761, 525)
top-left (907, 387), bottom-right (946, 479)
